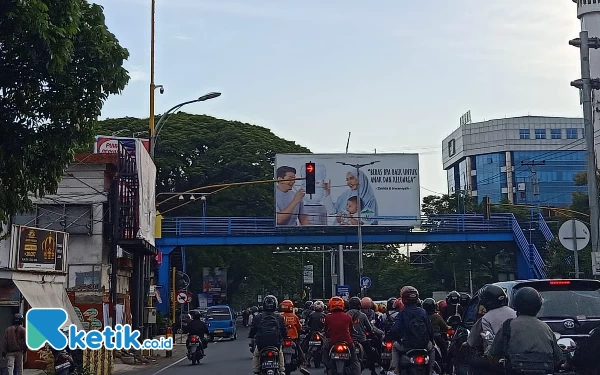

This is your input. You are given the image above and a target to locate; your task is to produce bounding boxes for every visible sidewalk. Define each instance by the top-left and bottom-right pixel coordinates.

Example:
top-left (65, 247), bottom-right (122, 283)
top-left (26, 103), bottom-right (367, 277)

top-left (113, 335), bottom-right (187, 374)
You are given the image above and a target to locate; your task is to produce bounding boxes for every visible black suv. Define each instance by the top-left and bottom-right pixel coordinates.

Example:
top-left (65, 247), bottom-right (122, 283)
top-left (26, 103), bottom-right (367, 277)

top-left (463, 279), bottom-right (600, 345)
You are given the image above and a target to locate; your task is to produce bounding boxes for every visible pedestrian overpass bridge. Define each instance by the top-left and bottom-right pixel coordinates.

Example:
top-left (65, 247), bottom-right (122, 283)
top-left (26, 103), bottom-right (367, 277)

top-left (154, 213), bottom-right (554, 314)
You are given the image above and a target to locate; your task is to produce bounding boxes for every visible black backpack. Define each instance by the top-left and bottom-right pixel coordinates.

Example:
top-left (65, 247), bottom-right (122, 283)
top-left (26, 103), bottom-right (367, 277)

top-left (404, 309), bottom-right (430, 349)
top-left (255, 313), bottom-right (282, 349)
top-left (384, 311), bottom-right (398, 333)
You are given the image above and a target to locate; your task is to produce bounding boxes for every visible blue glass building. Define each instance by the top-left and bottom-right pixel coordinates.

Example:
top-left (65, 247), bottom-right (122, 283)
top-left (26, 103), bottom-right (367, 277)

top-left (443, 116), bottom-right (587, 207)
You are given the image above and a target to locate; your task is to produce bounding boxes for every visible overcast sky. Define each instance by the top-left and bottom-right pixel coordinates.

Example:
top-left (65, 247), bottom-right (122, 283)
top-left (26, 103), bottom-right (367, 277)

top-left (96, 0), bottom-right (583, 195)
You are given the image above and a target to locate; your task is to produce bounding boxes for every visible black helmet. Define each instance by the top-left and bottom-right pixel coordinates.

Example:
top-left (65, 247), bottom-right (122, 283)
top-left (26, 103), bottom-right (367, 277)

top-left (480, 285), bottom-right (508, 311)
top-left (513, 287), bottom-right (542, 316)
top-left (422, 298), bottom-right (437, 314)
top-left (349, 297), bottom-right (361, 310)
top-left (387, 298), bottom-right (397, 311)
top-left (446, 291), bottom-right (460, 305)
top-left (459, 292), bottom-right (471, 307)
top-left (305, 301), bottom-right (314, 310)
top-left (263, 295), bottom-right (278, 312)
top-left (191, 310), bottom-right (201, 320)
top-left (14, 313), bottom-right (23, 324)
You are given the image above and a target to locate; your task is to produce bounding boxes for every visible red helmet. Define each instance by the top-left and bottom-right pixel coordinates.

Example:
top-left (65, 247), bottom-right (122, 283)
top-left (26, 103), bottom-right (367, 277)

top-left (400, 286), bottom-right (420, 305)
top-left (394, 299), bottom-right (405, 311)
top-left (437, 300), bottom-right (447, 311)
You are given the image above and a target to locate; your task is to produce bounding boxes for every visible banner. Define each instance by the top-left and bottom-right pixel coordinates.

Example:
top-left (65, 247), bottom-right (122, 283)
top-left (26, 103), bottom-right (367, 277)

top-left (94, 136), bottom-right (149, 154)
top-left (136, 140), bottom-right (157, 246)
top-left (202, 268), bottom-right (227, 305)
top-left (12, 225), bottom-right (68, 272)
top-left (274, 153), bottom-right (420, 226)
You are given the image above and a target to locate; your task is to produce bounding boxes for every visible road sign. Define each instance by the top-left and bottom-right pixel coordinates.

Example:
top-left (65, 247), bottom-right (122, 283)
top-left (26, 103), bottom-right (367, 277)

top-left (303, 265), bottom-right (314, 284)
top-left (177, 292), bottom-right (189, 304)
top-left (360, 277), bottom-right (372, 289)
top-left (336, 285), bottom-right (350, 297)
top-left (559, 219), bottom-right (590, 251)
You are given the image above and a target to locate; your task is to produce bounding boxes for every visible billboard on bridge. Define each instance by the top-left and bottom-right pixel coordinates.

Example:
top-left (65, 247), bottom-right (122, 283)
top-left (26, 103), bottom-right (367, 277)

top-left (274, 153), bottom-right (420, 227)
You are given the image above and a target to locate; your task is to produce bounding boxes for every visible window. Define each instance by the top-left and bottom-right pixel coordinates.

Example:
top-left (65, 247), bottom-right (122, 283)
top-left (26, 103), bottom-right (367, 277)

top-left (551, 129), bottom-right (562, 139)
top-left (566, 128), bottom-right (578, 139)
top-left (535, 129), bottom-right (546, 139)
top-left (519, 129), bottom-right (530, 139)
top-left (448, 139), bottom-right (456, 157)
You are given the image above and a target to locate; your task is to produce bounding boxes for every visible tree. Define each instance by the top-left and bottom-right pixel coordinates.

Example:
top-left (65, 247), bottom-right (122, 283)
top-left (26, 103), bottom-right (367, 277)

top-left (0, 0), bottom-right (129, 223)
top-left (94, 113), bottom-right (311, 307)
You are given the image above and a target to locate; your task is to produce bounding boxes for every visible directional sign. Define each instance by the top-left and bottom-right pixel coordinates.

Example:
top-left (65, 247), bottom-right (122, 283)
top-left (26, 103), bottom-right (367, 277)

top-left (336, 285), bottom-right (350, 297)
top-left (177, 292), bottom-right (189, 304)
top-left (360, 277), bottom-right (372, 289)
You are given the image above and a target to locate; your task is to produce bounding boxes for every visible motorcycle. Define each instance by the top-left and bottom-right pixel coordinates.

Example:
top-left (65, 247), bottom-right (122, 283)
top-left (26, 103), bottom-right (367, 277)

top-left (307, 332), bottom-right (324, 368)
top-left (380, 340), bottom-right (394, 372)
top-left (187, 334), bottom-right (205, 365)
top-left (260, 347), bottom-right (282, 375)
top-left (282, 339), bottom-right (299, 375)
top-left (446, 318), bottom-right (470, 375)
top-left (328, 342), bottom-right (354, 375)
top-left (399, 349), bottom-right (431, 375)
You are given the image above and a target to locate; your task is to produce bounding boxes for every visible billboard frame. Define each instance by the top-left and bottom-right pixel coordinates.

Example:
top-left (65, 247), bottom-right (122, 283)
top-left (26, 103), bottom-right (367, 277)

top-left (10, 225), bottom-right (69, 273)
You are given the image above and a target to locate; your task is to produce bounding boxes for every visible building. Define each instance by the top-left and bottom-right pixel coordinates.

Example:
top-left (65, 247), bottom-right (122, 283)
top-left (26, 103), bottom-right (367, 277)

top-left (442, 116), bottom-right (588, 207)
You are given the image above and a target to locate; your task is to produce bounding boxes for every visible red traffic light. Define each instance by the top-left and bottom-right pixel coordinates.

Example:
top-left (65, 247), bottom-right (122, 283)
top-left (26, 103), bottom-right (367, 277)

top-left (306, 163), bottom-right (314, 173)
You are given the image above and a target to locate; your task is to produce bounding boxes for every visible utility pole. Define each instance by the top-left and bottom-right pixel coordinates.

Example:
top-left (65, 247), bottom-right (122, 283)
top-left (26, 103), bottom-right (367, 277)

top-left (521, 161), bottom-right (545, 244)
top-left (571, 31), bottom-right (600, 257)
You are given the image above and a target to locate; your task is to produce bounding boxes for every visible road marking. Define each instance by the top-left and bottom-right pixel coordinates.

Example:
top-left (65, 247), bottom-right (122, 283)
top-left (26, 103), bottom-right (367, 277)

top-left (149, 356), bottom-right (187, 375)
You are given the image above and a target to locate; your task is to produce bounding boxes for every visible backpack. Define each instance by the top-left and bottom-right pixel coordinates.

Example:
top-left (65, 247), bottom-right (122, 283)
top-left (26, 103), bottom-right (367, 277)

top-left (384, 311), bottom-right (397, 333)
top-left (255, 313), bottom-right (282, 349)
top-left (404, 309), bottom-right (430, 349)
top-left (501, 318), bottom-right (554, 374)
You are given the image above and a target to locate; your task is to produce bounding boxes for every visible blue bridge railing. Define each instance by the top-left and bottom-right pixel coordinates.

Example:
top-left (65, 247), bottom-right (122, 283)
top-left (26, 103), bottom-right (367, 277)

top-left (538, 213), bottom-right (555, 241)
top-left (161, 214), bottom-right (515, 237)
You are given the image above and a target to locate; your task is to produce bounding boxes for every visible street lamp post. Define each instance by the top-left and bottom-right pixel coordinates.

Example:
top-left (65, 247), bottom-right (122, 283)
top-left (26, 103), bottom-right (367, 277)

top-left (150, 92), bottom-right (222, 158)
top-left (336, 160), bottom-right (380, 296)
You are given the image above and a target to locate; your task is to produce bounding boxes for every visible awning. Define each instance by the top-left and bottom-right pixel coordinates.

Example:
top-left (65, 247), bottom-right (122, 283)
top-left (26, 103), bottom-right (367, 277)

top-left (13, 280), bottom-right (84, 330)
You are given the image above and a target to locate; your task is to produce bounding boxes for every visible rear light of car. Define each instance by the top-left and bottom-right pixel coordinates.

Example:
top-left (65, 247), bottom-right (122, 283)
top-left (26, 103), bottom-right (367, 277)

top-left (549, 280), bottom-right (571, 286)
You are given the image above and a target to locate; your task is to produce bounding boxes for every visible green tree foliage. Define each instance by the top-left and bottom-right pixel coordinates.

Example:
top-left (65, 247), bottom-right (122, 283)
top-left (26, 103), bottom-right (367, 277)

top-left (94, 113), bottom-right (311, 308)
top-left (0, 0), bottom-right (129, 223)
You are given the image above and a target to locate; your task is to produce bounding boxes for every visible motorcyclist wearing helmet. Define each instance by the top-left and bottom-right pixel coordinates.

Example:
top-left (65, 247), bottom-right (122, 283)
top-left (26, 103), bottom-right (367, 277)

top-left (302, 301), bottom-right (314, 321)
top-left (489, 287), bottom-right (562, 374)
top-left (423, 297), bottom-right (449, 361)
top-left (391, 286), bottom-right (435, 374)
top-left (467, 285), bottom-right (516, 355)
top-left (186, 310), bottom-right (209, 350)
top-left (280, 300), bottom-right (308, 372)
top-left (459, 293), bottom-right (471, 309)
top-left (301, 300), bottom-right (326, 352)
top-left (323, 297), bottom-right (360, 375)
top-left (349, 297), bottom-right (383, 375)
top-left (249, 295), bottom-right (288, 375)
top-left (443, 291), bottom-right (463, 321)
top-left (383, 298), bottom-right (400, 339)
top-left (3, 313), bottom-right (26, 375)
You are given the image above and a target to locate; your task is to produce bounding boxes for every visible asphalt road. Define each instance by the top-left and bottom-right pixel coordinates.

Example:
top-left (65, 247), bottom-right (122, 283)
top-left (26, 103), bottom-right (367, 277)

top-left (130, 327), bottom-right (314, 375)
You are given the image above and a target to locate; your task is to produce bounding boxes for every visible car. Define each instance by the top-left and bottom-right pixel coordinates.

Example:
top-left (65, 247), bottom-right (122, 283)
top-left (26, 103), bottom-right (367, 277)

top-left (206, 305), bottom-right (237, 341)
top-left (463, 278), bottom-right (600, 346)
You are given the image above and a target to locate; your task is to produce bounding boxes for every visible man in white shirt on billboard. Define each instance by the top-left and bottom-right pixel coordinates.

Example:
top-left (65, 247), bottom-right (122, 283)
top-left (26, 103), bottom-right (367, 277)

top-left (276, 166), bottom-right (310, 226)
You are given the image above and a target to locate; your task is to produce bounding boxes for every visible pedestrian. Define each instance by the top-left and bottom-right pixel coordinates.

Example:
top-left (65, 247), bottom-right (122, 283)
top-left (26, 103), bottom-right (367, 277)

top-left (3, 314), bottom-right (26, 375)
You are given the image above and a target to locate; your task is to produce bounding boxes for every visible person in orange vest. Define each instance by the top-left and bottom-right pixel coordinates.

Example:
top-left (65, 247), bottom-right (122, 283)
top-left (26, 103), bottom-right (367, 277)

top-left (280, 300), bottom-right (309, 374)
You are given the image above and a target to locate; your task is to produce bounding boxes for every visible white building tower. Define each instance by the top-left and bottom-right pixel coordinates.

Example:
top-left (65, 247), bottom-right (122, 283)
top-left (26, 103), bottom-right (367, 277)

top-left (575, 0), bottom-right (600, 164)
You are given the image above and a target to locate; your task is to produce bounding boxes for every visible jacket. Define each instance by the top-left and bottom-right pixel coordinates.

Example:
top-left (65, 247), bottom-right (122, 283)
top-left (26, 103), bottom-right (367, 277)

top-left (489, 315), bottom-right (562, 364)
top-left (282, 312), bottom-right (302, 339)
top-left (391, 305), bottom-right (434, 347)
top-left (348, 309), bottom-right (381, 342)
top-left (248, 312), bottom-right (288, 349)
top-left (4, 325), bottom-right (25, 353)
top-left (306, 311), bottom-right (326, 332)
top-left (429, 313), bottom-right (448, 334)
top-left (468, 306), bottom-right (516, 350)
top-left (187, 319), bottom-right (208, 337)
top-left (324, 311), bottom-right (354, 345)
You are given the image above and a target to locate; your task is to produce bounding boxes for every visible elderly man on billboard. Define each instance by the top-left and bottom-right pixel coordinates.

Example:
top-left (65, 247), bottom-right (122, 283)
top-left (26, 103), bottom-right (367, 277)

top-left (275, 166), bottom-right (310, 226)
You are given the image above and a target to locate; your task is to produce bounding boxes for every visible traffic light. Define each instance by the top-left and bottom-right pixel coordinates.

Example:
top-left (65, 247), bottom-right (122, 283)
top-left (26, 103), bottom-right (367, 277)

top-left (305, 162), bottom-right (316, 194)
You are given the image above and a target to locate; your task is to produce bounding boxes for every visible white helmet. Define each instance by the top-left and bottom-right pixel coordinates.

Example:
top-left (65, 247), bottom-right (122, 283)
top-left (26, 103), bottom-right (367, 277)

top-left (313, 301), bottom-right (325, 312)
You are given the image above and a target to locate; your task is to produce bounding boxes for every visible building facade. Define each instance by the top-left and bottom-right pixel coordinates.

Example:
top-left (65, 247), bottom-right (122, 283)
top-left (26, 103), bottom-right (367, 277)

top-left (442, 116), bottom-right (588, 207)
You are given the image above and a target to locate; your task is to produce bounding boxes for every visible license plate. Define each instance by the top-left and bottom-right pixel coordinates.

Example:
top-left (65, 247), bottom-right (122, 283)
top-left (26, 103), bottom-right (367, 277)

top-left (331, 353), bottom-right (350, 360)
top-left (214, 329), bottom-right (224, 333)
top-left (309, 341), bottom-right (322, 346)
top-left (189, 347), bottom-right (196, 353)
top-left (381, 353), bottom-right (392, 359)
top-left (55, 362), bottom-right (70, 371)
top-left (284, 354), bottom-right (292, 363)
top-left (190, 342), bottom-right (199, 346)
top-left (283, 348), bottom-right (295, 354)
top-left (262, 361), bottom-right (279, 369)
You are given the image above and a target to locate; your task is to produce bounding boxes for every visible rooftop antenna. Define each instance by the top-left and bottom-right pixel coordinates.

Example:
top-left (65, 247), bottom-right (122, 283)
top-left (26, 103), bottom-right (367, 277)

top-left (345, 132), bottom-right (351, 154)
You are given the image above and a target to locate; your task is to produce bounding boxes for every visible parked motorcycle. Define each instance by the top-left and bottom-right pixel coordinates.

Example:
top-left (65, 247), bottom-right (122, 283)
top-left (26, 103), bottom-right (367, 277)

top-left (307, 331), bottom-right (324, 368)
top-left (260, 347), bottom-right (281, 375)
top-left (187, 334), bottom-right (205, 365)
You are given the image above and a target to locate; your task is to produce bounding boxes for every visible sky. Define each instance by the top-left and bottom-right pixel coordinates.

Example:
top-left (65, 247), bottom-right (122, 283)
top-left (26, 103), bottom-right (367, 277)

top-left (96, 0), bottom-right (583, 196)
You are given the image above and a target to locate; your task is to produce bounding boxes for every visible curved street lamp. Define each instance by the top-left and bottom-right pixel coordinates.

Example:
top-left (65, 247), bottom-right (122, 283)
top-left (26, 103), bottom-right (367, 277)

top-left (150, 92), bottom-right (222, 157)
